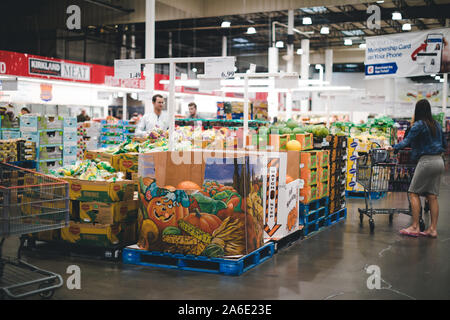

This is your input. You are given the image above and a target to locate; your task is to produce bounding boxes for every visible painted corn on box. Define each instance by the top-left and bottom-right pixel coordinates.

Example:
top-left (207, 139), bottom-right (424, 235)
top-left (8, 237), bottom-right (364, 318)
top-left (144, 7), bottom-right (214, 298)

top-left (136, 150), bottom-right (266, 258)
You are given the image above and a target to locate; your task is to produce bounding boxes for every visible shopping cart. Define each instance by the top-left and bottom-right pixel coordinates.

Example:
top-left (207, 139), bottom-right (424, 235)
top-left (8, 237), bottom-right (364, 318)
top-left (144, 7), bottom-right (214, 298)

top-left (0, 163), bottom-right (69, 299)
top-left (356, 148), bottom-right (425, 232)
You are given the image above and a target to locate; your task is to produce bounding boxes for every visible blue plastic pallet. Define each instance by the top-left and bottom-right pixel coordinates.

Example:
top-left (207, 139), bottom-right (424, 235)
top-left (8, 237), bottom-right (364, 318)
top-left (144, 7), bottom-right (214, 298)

top-left (302, 217), bottom-right (328, 237)
top-left (326, 208), bottom-right (347, 226)
top-left (122, 242), bottom-right (275, 276)
top-left (299, 206), bottom-right (328, 226)
top-left (345, 191), bottom-right (386, 200)
top-left (299, 197), bottom-right (329, 215)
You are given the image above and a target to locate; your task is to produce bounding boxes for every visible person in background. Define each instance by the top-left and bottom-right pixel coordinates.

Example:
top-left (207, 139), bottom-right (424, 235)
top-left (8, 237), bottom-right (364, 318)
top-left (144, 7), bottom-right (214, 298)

top-left (20, 107), bottom-right (30, 115)
top-left (77, 109), bottom-right (90, 123)
top-left (135, 94), bottom-right (169, 137)
top-left (388, 99), bottom-right (446, 238)
top-left (188, 102), bottom-right (199, 119)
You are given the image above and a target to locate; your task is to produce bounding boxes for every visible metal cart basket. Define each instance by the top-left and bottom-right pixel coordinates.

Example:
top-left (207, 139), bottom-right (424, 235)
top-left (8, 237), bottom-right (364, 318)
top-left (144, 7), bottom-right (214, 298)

top-left (0, 163), bottom-right (69, 299)
top-left (356, 149), bottom-right (425, 232)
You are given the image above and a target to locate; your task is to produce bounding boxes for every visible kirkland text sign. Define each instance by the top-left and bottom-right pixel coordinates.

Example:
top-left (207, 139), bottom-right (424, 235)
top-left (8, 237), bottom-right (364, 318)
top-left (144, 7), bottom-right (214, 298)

top-left (29, 58), bottom-right (90, 81)
top-left (365, 28), bottom-right (450, 78)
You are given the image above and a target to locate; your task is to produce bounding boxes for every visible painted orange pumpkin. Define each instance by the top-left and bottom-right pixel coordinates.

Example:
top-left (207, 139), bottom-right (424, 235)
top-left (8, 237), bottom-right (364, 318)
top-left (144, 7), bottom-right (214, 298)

top-left (184, 210), bottom-right (222, 234)
top-left (176, 180), bottom-right (201, 191)
top-left (147, 196), bottom-right (189, 231)
top-left (163, 185), bottom-right (176, 192)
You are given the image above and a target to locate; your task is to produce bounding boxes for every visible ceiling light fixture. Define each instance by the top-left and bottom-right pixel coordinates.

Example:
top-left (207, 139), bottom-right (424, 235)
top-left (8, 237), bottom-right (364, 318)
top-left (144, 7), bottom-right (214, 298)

top-left (359, 43), bottom-right (366, 49)
top-left (435, 76), bottom-right (440, 80)
top-left (296, 48), bottom-right (303, 55)
top-left (221, 21), bottom-right (231, 28)
top-left (392, 12), bottom-right (402, 20)
top-left (303, 17), bottom-right (312, 25)
top-left (320, 26), bottom-right (329, 34)
top-left (376, 1), bottom-right (384, 3)
top-left (344, 39), bottom-right (352, 46)
top-left (246, 27), bottom-right (256, 34)
top-left (402, 23), bottom-right (411, 31)
top-left (192, 68), bottom-right (197, 73)
top-left (275, 41), bottom-right (284, 48)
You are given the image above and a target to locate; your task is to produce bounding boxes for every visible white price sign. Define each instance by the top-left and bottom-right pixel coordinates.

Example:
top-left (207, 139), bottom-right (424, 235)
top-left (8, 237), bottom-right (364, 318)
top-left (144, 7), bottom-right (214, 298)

top-left (204, 57), bottom-right (235, 79)
top-left (274, 76), bottom-right (298, 89)
top-left (199, 78), bottom-right (221, 91)
top-left (114, 60), bottom-right (141, 79)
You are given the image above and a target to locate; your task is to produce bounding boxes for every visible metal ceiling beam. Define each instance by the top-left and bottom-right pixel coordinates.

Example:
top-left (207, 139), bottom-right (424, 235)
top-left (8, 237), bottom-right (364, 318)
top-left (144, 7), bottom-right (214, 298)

top-left (83, 0), bottom-right (134, 13)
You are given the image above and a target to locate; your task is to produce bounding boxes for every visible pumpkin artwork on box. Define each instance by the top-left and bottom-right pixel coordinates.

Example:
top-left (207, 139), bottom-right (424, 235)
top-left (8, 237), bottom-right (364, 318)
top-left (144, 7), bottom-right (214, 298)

top-left (137, 158), bottom-right (265, 258)
top-left (137, 179), bottom-right (190, 251)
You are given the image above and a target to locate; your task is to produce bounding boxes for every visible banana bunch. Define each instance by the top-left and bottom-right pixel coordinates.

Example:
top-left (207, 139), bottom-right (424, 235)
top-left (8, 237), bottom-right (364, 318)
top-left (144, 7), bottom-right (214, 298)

top-left (61, 227), bottom-right (80, 243)
top-left (247, 191), bottom-right (263, 224)
top-left (212, 217), bottom-right (246, 256)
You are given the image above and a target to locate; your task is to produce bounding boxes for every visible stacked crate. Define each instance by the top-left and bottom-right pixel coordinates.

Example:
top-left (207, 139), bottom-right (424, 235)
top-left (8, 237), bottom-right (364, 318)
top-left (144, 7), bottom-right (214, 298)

top-left (0, 138), bottom-right (37, 163)
top-left (20, 115), bottom-right (64, 174)
top-left (63, 117), bottom-right (78, 166)
top-left (100, 120), bottom-right (125, 148)
top-left (61, 178), bottom-right (138, 248)
top-left (299, 151), bottom-right (319, 204)
top-left (0, 114), bottom-right (20, 139)
top-left (317, 150), bottom-right (330, 200)
top-left (77, 121), bottom-right (101, 158)
top-left (326, 135), bottom-right (348, 215)
top-left (298, 149), bottom-right (330, 235)
top-left (99, 120), bottom-right (137, 148)
top-left (345, 137), bottom-right (371, 194)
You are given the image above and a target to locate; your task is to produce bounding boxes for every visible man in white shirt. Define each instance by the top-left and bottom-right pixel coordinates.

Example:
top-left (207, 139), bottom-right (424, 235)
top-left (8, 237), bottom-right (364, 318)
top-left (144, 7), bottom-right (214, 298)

top-left (135, 94), bottom-right (169, 137)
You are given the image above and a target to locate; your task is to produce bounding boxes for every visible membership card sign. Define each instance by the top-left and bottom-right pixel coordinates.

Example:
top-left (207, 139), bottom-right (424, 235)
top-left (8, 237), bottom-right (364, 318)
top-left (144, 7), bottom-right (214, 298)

top-left (365, 28), bottom-right (450, 78)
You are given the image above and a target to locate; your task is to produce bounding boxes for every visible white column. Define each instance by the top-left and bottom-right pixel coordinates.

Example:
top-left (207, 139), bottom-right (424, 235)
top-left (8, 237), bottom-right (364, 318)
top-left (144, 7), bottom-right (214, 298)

top-left (300, 39), bottom-right (309, 80)
top-left (168, 62), bottom-right (176, 150)
top-left (145, 0), bottom-right (155, 115)
top-left (268, 47), bottom-right (279, 120)
top-left (325, 49), bottom-right (333, 84)
top-left (287, 9), bottom-right (294, 73)
top-left (222, 36), bottom-right (227, 57)
top-left (442, 73), bottom-right (448, 120)
top-left (123, 94), bottom-right (127, 120)
top-left (384, 78), bottom-right (395, 116)
top-left (243, 75), bottom-right (249, 149)
top-left (286, 10), bottom-right (294, 120)
top-left (300, 39), bottom-right (310, 80)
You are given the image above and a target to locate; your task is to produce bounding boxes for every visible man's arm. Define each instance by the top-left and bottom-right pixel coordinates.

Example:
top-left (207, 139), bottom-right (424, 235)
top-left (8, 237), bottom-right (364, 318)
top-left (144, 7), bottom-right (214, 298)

top-left (135, 115), bottom-right (148, 137)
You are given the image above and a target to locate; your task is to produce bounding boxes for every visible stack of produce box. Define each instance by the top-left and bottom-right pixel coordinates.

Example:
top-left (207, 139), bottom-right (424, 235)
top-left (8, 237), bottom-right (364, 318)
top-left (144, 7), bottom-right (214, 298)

top-left (346, 137), bottom-right (371, 194)
top-left (99, 119), bottom-right (136, 149)
top-left (47, 160), bottom-right (139, 248)
top-left (20, 115), bottom-right (64, 174)
top-left (0, 113), bottom-right (20, 139)
top-left (0, 139), bottom-right (19, 162)
top-left (326, 135), bottom-right (348, 215)
top-left (77, 121), bottom-right (101, 158)
top-left (63, 117), bottom-right (78, 166)
top-left (217, 101), bottom-right (253, 120)
top-left (0, 138), bottom-right (37, 162)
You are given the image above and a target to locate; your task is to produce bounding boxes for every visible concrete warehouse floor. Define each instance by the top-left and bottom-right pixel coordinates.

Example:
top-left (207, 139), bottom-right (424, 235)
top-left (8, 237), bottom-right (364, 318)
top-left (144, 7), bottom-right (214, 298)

top-left (2, 172), bottom-right (449, 300)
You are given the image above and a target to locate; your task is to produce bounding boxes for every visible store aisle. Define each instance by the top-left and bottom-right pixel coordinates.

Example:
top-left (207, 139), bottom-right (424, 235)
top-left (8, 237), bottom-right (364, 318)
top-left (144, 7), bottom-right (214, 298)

top-left (4, 172), bottom-right (449, 300)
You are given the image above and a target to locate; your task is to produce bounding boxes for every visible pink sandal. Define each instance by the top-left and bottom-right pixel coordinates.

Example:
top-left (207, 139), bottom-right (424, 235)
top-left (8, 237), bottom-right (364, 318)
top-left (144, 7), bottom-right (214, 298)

top-left (419, 231), bottom-right (437, 238)
top-left (399, 229), bottom-right (419, 237)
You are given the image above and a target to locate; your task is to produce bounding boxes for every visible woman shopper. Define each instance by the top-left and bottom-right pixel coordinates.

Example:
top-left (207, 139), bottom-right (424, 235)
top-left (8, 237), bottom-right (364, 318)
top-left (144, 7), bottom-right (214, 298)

top-left (389, 99), bottom-right (446, 238)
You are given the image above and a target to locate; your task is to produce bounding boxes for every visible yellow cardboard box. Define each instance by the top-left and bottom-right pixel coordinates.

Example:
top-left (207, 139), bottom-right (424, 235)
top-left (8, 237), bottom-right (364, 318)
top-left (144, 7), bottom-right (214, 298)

top-left (63, 177), bottom-right (135, 202)
top-left (79, 200), bottom-right (139, 224)
top-left (61, 221), bottom-right (136, 247)
top-left (119, 153), bottom-right (139, 173)
top-left (84, 150), bottom-right (121, 171)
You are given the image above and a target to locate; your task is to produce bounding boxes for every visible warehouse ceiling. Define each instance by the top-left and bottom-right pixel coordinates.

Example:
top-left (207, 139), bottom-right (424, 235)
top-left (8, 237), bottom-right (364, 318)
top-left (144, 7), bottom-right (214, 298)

top-left (0, 0), bottom-right (449, 67)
